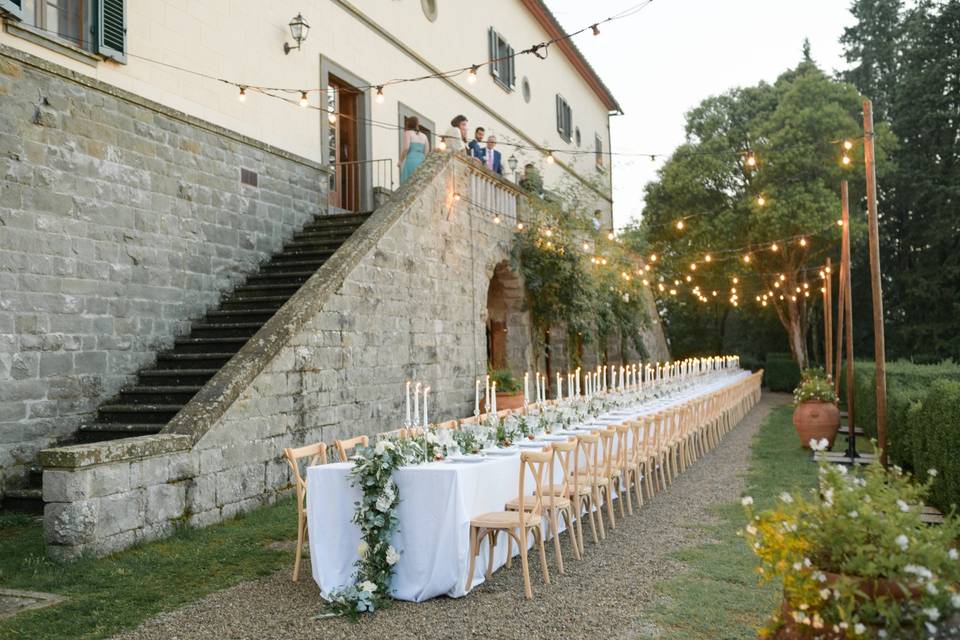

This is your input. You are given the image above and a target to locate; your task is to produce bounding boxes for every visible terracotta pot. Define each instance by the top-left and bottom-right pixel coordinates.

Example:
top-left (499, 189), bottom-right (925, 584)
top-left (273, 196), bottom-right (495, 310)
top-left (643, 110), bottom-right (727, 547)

top-left (793, 400), bottom-right (840, 449)
top-left (774, 574), bottom-right (920, 638)
top-left (480, 392), bottom-right (525, 413)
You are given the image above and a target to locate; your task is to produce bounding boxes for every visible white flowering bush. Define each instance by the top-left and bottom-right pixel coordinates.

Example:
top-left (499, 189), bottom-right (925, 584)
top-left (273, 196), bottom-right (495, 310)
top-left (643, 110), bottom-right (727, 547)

top-left (743, 455), bottom-right (960, 637)
top-left (327, 437), bottom-right (420, 620)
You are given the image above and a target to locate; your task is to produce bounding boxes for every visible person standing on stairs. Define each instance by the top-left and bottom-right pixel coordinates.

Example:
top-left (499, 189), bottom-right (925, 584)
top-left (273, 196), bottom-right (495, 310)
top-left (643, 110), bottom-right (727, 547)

top-left (399, 116), bottom-right (428, 183)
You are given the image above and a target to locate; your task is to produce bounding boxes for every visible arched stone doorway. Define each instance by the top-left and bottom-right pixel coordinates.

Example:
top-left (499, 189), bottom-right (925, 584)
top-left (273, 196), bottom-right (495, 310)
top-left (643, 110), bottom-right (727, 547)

top-left (485, 261), bottom-right (528, 374)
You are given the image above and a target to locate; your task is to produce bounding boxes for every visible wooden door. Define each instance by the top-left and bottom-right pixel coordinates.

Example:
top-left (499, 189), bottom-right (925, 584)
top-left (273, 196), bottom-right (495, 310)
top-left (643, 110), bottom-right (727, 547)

top-left (327, 76), bottom-right (361, 211)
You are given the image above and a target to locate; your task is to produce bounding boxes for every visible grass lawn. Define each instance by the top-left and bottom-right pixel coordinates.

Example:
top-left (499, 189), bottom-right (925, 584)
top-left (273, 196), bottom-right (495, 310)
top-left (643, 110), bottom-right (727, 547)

top-left (647, 404), bottom-right (819, 639)
top-left (0, 497), bottom-right (297, 640)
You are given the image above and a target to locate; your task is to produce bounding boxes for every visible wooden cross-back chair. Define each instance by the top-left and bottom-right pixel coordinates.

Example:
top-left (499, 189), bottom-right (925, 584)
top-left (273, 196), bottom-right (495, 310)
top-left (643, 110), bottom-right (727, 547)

top-left (334, 435), bottom-right (369, 461)
top-left (282, 442), bottom-right (328, 582)
top-left (465, 450), bottom-right (551, 599)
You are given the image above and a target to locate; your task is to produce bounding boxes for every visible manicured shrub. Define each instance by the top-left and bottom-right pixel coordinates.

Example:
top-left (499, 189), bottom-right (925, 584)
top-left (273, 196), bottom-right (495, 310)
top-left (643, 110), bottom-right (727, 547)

top-left (764, 352), bottom-right (800, 392)
top-left (903, 379), bottom-right (960, 512)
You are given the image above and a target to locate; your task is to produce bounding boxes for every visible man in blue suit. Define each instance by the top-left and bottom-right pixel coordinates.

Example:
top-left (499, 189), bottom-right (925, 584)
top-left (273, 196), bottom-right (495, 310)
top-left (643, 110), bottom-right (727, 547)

top-left (479, 135), bottom-right (503, 175)
top-left (468, 127), bottom-right (485, 159)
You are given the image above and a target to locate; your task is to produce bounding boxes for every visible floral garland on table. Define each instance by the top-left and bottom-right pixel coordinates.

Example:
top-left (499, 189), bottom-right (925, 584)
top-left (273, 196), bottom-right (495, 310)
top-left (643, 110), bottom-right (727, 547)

top-left (326, 437), bottom-right (420, 620)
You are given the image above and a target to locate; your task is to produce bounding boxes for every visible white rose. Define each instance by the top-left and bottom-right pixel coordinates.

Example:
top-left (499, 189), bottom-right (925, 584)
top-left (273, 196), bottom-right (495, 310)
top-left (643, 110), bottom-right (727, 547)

top-left (741, 496), bottom-right (754, 506)
top-left (374, 440), bottom-right (388, 455)
top-left (357, 542), bottom-right (368, 558)
top-left (358, 580), bottom-right (378, 593)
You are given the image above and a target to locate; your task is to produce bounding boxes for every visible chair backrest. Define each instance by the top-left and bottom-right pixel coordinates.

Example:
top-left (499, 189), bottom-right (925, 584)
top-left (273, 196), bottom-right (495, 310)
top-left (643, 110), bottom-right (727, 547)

top-left (334, 435), bottom-right (369, 461)
top-left (518, 449), bottom-right (551, 517)
top-left (283, 442), bottom-right (328, 513)
top-left (598, 428), bottom-right (616, 478)
top-left (614, 424), bottom-right (630, 471)
top-left (577, 433), bottom-right (600, 479)
top-left (550, 439), bottom-right (577, 499)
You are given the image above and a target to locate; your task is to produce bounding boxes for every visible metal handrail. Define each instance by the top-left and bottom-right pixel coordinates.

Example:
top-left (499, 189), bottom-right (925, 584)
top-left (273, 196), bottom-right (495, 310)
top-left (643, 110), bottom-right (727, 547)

top-left (329, 158), bottom-right (395, 213)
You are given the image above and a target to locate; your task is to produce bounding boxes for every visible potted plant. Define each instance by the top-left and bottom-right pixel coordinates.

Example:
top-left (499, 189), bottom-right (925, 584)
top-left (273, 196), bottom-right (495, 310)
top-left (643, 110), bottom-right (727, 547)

top-left (792, 372), bottom-right (840, 449)
top-left (481, 368), bottom-right (525, 412)
top-left (743, 452), bottom-right (960, 638)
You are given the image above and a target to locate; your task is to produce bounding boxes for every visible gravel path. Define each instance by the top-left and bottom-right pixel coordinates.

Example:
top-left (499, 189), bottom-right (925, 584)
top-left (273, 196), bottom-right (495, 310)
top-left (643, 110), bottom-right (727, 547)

top-left (115, 393), bottom-right (788, 640)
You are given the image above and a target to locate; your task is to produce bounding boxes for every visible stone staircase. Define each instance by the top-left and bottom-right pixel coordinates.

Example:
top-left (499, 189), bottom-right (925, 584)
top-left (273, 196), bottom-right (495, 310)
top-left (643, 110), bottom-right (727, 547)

top-left (1, 212), bottom-right (371, 513)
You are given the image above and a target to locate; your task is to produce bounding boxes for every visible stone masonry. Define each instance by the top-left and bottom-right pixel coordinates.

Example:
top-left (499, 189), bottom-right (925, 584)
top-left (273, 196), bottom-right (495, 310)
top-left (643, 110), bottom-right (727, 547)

top-left (37, 151), bottom-right (667, 559)
top-left (0, 46), bottom-right (327, 493)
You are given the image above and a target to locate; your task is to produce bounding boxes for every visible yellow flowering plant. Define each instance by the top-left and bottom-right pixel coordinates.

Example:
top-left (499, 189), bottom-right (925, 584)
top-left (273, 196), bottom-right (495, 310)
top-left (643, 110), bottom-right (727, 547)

top-left (742, 449), bottom-right (960, 638)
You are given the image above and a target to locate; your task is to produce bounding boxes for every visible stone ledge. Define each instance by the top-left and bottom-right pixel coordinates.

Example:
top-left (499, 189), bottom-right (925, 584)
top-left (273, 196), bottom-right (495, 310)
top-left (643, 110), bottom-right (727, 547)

top-left (38, 434), bottom-right (192, 470)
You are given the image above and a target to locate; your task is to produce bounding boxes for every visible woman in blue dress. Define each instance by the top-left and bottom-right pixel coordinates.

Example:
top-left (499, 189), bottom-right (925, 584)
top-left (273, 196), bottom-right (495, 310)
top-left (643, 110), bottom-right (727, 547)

top-left (399, 116), bottom-right (428, 183)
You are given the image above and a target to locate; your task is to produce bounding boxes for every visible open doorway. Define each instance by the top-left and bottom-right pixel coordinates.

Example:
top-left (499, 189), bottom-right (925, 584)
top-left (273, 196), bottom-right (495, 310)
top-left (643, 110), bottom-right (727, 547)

top-left (321, 58), bottom-right (372, 213)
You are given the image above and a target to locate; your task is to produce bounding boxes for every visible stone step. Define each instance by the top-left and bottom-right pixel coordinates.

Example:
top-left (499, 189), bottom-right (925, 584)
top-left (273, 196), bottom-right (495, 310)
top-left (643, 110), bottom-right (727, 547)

top-left (77, 422), bottom-right (166, 443)
top-left (155, 352), bottom-right (237, 369)
top-left (117, 385), bottom-right (203, 405)
top-left (258, 259), bottom-right (328, 273)
top-left (204, 308), bottom-right (278, 323)
top-left (230, 283), bottom-right (302, 297)
top-left (98, 404), bottom-right (183, 424)
top-left (293, 229), bottom-right (355, 242)
top-left (218, 297), bottom-right (286, 311)
top-left (1, 488), bottom-right (43, 514)
top-left (301, 213), bottom-right (370, 229)
top-left (245, 271), bottom-right (315, 286)
top-left (283, 239), bottom-right (347, 251)
top-left (189, 321), bottom-right (263, 338)
top-left (139, 368), bottom-right (219, 386)
top-left (270, 249), bottom-right (336, 262)
top-left (172, 336), bottom-right (249, 354)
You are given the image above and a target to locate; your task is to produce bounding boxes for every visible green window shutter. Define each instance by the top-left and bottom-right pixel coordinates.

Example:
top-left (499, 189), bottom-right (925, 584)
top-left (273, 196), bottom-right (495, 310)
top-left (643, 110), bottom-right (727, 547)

top-left (488, 27), bottom-right (498, 79)
top-left (0, 0), bottom-right (24, 20)
top-left (97, 0), bottom-right (127, 63)
top-left (507, 45), bottom-right (515, 88)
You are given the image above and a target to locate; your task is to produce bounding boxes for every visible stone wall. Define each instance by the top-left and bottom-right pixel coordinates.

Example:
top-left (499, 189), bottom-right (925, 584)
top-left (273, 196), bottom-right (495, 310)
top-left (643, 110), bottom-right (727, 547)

top-left (0, 46), bottom-right (327, 492)
top-left (38, 152), bottom-right (670, 559)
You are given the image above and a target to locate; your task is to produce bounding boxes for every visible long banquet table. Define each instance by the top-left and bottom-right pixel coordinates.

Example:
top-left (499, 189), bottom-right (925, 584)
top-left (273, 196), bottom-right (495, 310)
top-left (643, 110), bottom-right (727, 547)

top-left (307, 370), bottom-right (750, 602)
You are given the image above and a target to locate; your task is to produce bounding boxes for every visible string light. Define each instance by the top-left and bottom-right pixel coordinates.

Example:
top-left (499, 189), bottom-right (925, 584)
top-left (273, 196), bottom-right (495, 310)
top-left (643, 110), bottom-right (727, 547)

top-left (375, 86), bottom-right (385, 104)
top-left (676, 220), bottom-right (684, 230)
top-left (468, 65), bottom-right (479, 83)
top-left (591, 23), bottom-right (600, 36)
top-left (453, 193), bottom-right (461, 202)
top-left (837, 219), bottom-right (844, 226)
top-left (843, 140), bottom-right (854, 150)
top-left (799, 238), bottom-right (808, 247)
top-left (743, 254), bottom-right (751, 263)
top-left (732, 277), bottom-right (739, 284)
top-left (607, 231), bottom-right (615, 240)
top-left (546, 153), bottom-right (555, 164)
top-left (583, 241), bottom-right (591, 251)
top-left (299, 91), bottom-right (309, 107)
top-left (842, 154), bottom-right (852, 166)
top-left (669, 288), bottom-right (677, 296)
top-left (516, 222), bottom-right (524, 230)
top-left (746, 153), bottom-right (757, 168)
top-left (544, 228), bottom-right (553, 237)
top-left (771, 243), bottom-right (779, 252)
top-left (756, 195), bottom-right (766, 206)
top-left (238, 86), bottom-right (247, 102)
top-left (689, 263), bottom-right (697, 271)
top-left (685, 275), bottom-right (693, 282)
top-left (704, 254), bottom-right (712, 262)
top-left (649, 254), bottom-right (657, 262)
top-left (780, 274), bottom-right (786, 281)
top-left (437, 139), bottom-right (447, 151)
top-left (493, 215), bottom-right (501, 224)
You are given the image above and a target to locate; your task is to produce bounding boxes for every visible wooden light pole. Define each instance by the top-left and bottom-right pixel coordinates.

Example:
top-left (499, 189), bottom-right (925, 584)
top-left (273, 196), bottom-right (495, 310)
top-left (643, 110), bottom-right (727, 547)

top-left (863, 98), bottom-right (888, 465)
top-left (824, 257), bottom-right (833, 380)
top-left (834, 259), bottom-right (845, 398)
top-left (840, 180), bottom-right (858, 460)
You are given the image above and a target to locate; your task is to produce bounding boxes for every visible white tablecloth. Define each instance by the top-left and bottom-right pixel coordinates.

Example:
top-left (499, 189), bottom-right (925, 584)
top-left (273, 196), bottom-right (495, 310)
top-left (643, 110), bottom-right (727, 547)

top-left (307, 370), bottom-right (749, 601)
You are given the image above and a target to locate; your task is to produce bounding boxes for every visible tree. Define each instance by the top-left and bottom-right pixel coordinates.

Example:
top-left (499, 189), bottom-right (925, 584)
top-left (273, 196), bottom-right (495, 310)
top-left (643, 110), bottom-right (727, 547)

top-left (842, 1), bottom-right (960, 360)
top-left (637, 60), bottom-right (884, 368)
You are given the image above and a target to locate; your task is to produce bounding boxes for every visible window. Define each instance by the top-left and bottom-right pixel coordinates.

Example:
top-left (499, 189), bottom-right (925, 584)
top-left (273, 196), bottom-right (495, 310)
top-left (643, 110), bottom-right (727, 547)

top-left (1, 0), bottom-right (126, 62)
top-left (487, 27), bottom-right (515, 91)
top-left (555, 95), bottom-right (572, 143)
top-left (595, 133), bottom-right (604, 168)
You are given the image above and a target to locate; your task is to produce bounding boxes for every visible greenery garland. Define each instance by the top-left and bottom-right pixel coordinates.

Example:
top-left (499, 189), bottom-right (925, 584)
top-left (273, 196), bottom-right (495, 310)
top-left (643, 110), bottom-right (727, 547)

top-left (326, 438), bottom-right (419, 620)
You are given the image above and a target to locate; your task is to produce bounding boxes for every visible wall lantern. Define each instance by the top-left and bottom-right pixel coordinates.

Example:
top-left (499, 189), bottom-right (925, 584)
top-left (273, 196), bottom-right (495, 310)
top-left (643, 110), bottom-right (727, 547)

top-left (507, 154), bottom-right (518, 181)
top-left (283, 14), bottom-right (310, 55)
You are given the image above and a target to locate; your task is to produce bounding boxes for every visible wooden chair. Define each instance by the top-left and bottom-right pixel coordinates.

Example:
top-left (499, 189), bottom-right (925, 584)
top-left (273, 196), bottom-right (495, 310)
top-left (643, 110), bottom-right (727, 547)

top-left (334, 435), bottom-right (369, 461)
top-left (506, 440), bottom-right (581, 574)
top-left (613, 424), bottom-right (634, 515)
top-left (282, 442), bottom-right (328, 582)
top-left (465, 450), bottom-right (551, 599)
top-left (573, 432), bottom-right (609, 541)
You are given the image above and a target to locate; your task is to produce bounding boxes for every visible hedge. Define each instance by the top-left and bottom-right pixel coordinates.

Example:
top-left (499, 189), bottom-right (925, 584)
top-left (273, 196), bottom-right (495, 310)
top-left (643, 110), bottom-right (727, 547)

top-left (839, 360), bottom-right (960, 512)
top-left (903, 380), bottom-right (960, 512)
top-left (764, 352), bottom-right (801, 392)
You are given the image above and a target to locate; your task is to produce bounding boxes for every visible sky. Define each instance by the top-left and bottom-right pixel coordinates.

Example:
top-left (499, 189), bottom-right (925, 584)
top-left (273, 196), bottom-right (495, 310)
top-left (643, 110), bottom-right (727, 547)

top-left (545, 0), bottom-right (858, 230)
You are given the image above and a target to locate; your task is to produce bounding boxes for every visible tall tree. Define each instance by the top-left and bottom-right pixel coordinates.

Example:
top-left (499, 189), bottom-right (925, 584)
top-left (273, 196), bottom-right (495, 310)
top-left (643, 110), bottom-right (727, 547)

top-left (637, 61), bottom-right (882, 368)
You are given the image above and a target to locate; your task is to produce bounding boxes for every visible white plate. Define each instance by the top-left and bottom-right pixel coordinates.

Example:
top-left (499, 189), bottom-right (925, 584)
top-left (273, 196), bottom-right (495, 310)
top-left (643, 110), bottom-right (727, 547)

top-left (554, 430), bottom-right (579, 436)
top-left (483, 446), bottom-right (519, 455)
top-left (448, 455), bottom-right (486, 463)
top-left (517, 441), bottom-right (548, 448)
top-left (540, 435), bottom-right (570, 442)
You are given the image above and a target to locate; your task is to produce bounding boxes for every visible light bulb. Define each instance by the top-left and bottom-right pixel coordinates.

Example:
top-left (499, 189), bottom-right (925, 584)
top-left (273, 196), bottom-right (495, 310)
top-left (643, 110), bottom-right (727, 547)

top-left (685, 275), bottom-right (692, 282)
top-left (669, 288), bottom-right (677, 295)
top-left (649, 254), bottom-right (657, 262)
top-left (493, 215), bottom-right (501, 224)
top-left (780, 274), bottom-right (786, 281)
top-left (843, 140), bottom-right (853, 150)
top-left (690, 263), bottom-right (697, 271)
top-left (238, 86), bottom-right (247, 103)
top-left (468, 65), bottom-right (478, 83)
top-left (757, 195), bottom-right (766, 206)
top-left (676, 220), bottom-right (684, 230)
top-left (743, 254), bottom-right (751, 263)
top-left (837, 219), bottom-right (844, 226)
top-left (299, 91), bottom-right (309, 108)
top-left (607, 231), bottom-right (615, 240)
top-left (375, 86), bottom-right (385, 104)
top-left (762, 300), bottom-right (768, 307)
top-left (712, 291), bottom-right (717, 297)
top-left (601, 258), bottom-right (607, 265)
top-left (733, 277), bottom-right (739, 284)
top-left (774, 281), bottom-right (780, 288)
top-left (674, 279), bottom-right (680, 286)
top-left (583, 242), bottom-right (590, 251)
top-left (746, 154), bottom-right (757, 167)
top-left (705, 254), bottom-right (712, 262)
top-left (453, 193), bottom-right (461, 202)
top-left (771, 243), bottom-right (779, 252)
top-left (799, 238), bottom-right (808, 247)
top-left (546, 153), bottom-right (555, 164)
top-left (328, 112), bottom-right (337, 124)
top-left (842, 155), bottom-right (852, 166)
top-left (591, 24), bottom-right (600, 36)
top-left (516, 222), bottom-right (524, 230)
top-left (642, 279), bottom-right (649, 286)
top-left (820, 287), bottom-right (826, 293)
top-left (544, 228), bottom-right (553, 237)
top-left (437, 139), bottom-right (447, 151)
